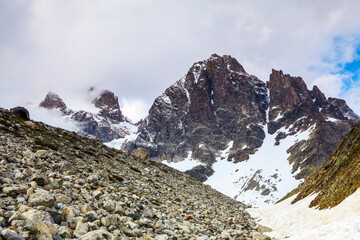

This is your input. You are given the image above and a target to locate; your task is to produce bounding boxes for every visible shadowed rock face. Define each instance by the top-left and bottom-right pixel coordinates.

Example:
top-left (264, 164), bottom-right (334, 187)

top-left (125, 54), bottom-right (359, 184)
top-left (39, 89), bottom-right (131, 142)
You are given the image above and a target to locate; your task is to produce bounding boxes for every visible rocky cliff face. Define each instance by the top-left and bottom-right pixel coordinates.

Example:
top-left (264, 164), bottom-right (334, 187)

top-left (0, 107), bottom-right (271, 240)
top-left (124, 54), bottom-right (358, 206)
top-left (267, 69), bottom-right (357, 179)
top-left (39, 89), bottom-right (135, 143)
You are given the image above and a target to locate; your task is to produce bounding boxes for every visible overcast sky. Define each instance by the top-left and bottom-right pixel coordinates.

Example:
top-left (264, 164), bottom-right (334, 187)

top-left (1, 0), bottom-right (360, 122)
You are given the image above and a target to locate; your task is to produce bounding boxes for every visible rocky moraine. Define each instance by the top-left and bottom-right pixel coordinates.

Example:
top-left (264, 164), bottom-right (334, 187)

top-left (0, 108), bottom-right (272, 240)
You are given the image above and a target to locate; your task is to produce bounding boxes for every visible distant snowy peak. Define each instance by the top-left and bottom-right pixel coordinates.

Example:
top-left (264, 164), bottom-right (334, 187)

top-left (90, 88), bottom-right (125, 124)
top-left (39, 88), bottom-right (136, 143)
top-left (39, 91), bottom-right (72, 115)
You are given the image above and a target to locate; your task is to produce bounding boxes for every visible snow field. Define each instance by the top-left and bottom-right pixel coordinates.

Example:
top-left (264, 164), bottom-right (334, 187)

top-left (249, 189), bottom-right (360, 240)
top-left (205, 123), bottom-right (312, 207)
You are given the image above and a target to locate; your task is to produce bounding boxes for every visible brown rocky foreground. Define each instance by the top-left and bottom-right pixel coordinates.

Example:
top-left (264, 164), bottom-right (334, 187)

top-left (0, 108), bottom-right (271, 240)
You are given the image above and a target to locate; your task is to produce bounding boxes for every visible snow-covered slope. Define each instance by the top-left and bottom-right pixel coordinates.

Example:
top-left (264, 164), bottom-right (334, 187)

top-left (25, 105), bottom-right (78, 132)
top-left (249, 189), bottom-right (360, 239)
top-left (205, 122), bottom-right (315, 207)
top-left (250, 119), bottom-right (360, 238)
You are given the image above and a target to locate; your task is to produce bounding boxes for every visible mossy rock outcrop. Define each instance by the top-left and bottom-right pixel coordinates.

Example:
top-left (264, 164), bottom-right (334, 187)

top-left (131, 147), bottom-right (149, 160)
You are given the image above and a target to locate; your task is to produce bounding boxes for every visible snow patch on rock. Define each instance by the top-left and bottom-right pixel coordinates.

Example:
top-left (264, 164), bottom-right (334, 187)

top-left (192, 63), bottom-right (205, 84)
top-left (163, 151), bottom-right (204, 172)
top-left (326, 117), bottom-right (339, 122)
top-left (104, 122), bottom-right (139, 150)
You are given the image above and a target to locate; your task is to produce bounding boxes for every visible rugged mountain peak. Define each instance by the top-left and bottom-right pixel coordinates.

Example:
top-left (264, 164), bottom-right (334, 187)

top-left (186, 54), bottom-right (248, 88)
top-left (127, 54), bottom-right (268, 167)
top-left (311, 85), bottom-right (327, 106)
top-left (266, 69), bottom-right (358, 180)
top-left (39, 91), bottom-right (69, 114)
top-left (90, 88), bottom-right (124, 123)
top-left (268, 69), bottom-right (313, 121)
top-left (267, 70), bottom-right (358, 134)
top-left (91, 89), bottom-right (119, 110)
top-left (207, 53), bottom-right (247, 74)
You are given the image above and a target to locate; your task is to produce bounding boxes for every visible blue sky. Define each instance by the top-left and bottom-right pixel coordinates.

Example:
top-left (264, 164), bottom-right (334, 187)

top-left (1, 0), bottom-right (360, 121)
top-left (318, 35), bottom-right (360, 105)
top-left (338, 46), bottom-right (360, 92)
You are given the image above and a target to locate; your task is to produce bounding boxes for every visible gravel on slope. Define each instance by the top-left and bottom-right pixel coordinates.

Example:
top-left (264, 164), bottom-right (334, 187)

top-left (0, 107), bottom-right (272, 240)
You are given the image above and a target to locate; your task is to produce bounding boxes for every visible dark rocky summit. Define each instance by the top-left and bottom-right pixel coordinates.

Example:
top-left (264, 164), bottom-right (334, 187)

top-left (125, 54), bottom-right (358, 184)
top-left (125, 54), bottom-right (269, 167)
top-left (39, 88), bottom-right (133, 143)
top-left (0, 107), bottom-right (271, 239)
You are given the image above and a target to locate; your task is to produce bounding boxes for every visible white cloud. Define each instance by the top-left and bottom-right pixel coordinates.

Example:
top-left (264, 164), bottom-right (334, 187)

top-left (312, 74), bottom-right (344, 97)
top-left (341, 86), bottom-right (360, 116)
top-left (312, 74), bottom-right (360, 115)
top-left (1, 0), bottom-right (360, 117)
top-left (120, 98), bottom-right (148, 123)
top-left (26, 104), bottom-right (77, 132)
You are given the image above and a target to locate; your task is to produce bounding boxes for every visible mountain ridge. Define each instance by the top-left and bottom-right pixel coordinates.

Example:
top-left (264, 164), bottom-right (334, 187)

top-left (39, 88), bottom-right (136, 143)
top-left (37, 54), bottom-right (359, 207)
top-left (123, 54), bottom-right (358, 206)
